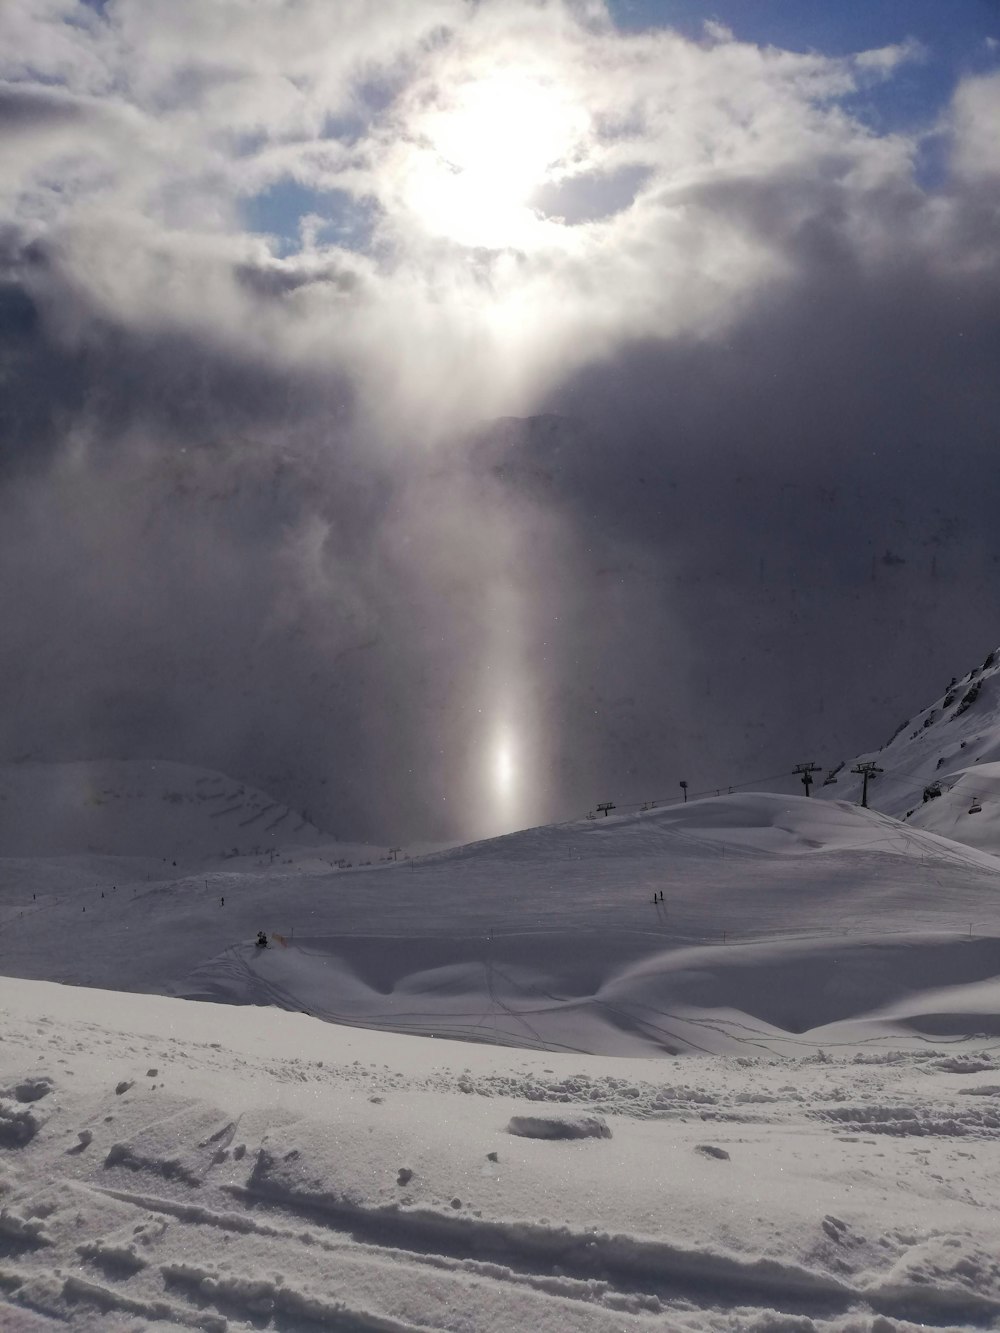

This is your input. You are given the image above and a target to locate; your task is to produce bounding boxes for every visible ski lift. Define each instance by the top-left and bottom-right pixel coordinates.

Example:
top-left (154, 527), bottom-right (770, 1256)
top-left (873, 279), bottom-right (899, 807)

top-left (969, 796), bottom-right (983, 814)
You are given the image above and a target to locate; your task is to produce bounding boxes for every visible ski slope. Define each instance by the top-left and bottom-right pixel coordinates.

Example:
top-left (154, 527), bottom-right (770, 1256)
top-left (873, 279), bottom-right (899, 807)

top-left (5, 761), bottom-right (1000, 1327)
top-left (4, 784), bottom-right (1000, 1056)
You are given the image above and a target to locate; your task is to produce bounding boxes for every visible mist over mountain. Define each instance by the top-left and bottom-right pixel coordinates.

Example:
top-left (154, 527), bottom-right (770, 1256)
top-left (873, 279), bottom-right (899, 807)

top-left (2, 1), bottom-right (999, 844)
top-left (2, 356), bottom-right (999, 844)
top-left (468, 391), bottom-right (1000, 824)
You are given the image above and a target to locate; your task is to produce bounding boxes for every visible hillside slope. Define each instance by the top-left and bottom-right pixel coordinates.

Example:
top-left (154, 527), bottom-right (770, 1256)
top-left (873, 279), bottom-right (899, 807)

top-left (818, 646), bottom-right (1000, 846)
top-left (0, 759), bottom-right (331, 860)
top-left (4, 790), bottom-right (1000, 1056)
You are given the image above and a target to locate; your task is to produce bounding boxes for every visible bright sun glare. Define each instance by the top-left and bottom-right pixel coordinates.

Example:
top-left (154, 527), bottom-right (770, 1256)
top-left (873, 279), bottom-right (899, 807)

top-left (484, 718), bottom-right (520, 835)
top-left (404, 71), bottom-right (585, 247)
top-left (494, 735), bottom-right (515, 800)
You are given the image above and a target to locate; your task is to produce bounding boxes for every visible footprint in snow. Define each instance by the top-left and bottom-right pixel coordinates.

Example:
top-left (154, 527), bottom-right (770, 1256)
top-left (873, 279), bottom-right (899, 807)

top-left (930, 1057), bottom-right (995, 1074)
top-left (3, 1078), bottom-right (53, 1104)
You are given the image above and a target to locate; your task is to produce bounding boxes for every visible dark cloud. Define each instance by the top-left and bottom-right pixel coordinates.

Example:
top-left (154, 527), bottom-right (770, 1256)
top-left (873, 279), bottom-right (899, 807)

top-left (234, 258), bottom-right (360, 300)
top-left (2, 158), bottom-right (1000, 840)
top-left (510, 185), bottom-right (1000, 810)
top-left (1, 5), bottom-right (999, 842)
top-left (531, 163), bottom-right (652, 223)
top-left (0, 85), bottom-right (90, 133)
top-left (0, 243), bottom-right (83, 478)
top-left (0, 236), bottom-right (410, 838)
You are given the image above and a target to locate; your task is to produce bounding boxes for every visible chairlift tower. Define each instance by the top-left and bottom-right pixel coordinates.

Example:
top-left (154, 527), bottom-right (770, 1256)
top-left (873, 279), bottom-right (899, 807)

top-left (794, 762), bottom-right (822, 797)
top-left (851, 761), bottom-right (883, 809)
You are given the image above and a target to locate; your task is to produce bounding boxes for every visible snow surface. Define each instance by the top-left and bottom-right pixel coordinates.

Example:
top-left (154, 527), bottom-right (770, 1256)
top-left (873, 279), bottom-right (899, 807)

top-left (5, 784), bottom-right (1000, 1056)
top-left (4, 759), bottom-right (1000, 1326)
top-left (3, 975), bottom-right (1000, 1331)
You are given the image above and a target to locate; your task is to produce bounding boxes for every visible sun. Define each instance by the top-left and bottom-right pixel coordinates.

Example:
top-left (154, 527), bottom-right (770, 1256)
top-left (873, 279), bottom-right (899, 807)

top-left (475, 714), bottom-right (522, 837)
top-left (494, 732), bottom-right (515, 801)
top-left (400, 69), bottom-right (586, 248)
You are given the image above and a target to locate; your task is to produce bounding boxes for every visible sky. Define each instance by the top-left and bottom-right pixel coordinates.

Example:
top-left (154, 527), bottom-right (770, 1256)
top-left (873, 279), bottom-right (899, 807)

top-left (1, 0), bottom-right (1000, 844)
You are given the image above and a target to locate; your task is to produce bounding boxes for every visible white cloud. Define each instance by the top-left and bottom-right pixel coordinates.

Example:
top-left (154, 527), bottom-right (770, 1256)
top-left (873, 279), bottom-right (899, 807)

top-left (950, 69), bottom-right (1000, 180)
top-left (853, 37), bottom-right (925, 73)
top-left (0, 0), bottom-right (989, 438)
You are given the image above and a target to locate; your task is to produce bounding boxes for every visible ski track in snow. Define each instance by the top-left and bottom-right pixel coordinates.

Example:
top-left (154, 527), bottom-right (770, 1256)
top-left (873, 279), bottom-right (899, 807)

top-left (5, 770), bottom-right (1000, 1327)
top-left (3, 985), bottom-right (1000, 1332)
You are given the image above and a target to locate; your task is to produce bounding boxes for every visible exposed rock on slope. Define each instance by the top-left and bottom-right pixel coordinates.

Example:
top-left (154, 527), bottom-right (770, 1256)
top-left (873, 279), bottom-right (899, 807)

top-left (818, 646), bottom-right (1000, 850)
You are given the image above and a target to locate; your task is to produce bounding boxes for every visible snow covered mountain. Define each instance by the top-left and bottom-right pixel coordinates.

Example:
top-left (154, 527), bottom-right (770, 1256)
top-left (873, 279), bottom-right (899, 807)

top-left (817, 645), bottom-right (1000, 852)
top-left (0, 758), bottom-right (331, 860)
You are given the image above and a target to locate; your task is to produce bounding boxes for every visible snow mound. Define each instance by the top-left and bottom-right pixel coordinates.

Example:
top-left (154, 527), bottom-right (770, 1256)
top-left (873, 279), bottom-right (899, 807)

top-left (5, 788), bottom-right (1000, 1055)
top-left (505, 1113), bottom-right (612, 1139)
top-left (176, 928), bottom-right (1000, 1057)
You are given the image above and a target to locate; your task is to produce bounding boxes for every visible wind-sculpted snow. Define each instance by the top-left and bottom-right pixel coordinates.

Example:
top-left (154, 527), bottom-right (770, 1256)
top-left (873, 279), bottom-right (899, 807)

top-left (5, 788), bottom-right (1000, 1055)
top-left (172, 929), bottom-right (1000, 1057)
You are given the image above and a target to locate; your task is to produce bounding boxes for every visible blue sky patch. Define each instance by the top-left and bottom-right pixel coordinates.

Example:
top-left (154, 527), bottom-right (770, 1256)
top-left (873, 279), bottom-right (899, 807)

top-left (609, 0), bottom-right (1000, 138)
top-left (242, 180), bottom-right (375, 256)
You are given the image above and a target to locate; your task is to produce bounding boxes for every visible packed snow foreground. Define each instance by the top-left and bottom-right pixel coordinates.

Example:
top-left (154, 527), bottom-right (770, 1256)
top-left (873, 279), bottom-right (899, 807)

top-left (3, 762), bottom-right (1000, 1328)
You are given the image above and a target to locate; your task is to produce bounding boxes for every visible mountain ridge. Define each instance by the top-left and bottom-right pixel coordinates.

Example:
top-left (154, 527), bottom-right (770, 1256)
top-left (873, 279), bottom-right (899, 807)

top-left (817, 644), bottom-right (1000, 851)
